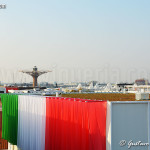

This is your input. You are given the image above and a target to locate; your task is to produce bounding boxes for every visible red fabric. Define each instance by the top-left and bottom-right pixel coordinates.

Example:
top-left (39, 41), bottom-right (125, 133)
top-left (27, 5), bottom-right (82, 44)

top-left (5, 87), bottom-right (18, 93)
top-left (45, 97), bottom-right (107, 150)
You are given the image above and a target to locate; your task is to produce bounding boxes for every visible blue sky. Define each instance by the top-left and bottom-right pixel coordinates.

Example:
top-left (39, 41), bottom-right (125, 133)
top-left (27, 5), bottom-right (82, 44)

top-left (0, 0), bottom-right (150, 83)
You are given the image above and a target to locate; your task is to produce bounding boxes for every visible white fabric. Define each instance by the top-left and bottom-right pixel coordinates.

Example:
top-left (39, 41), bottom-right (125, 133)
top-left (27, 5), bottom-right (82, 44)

top-left (8, 143), bottom-right (20, 150)
top-left (17, 95), bottom-right (46, 150)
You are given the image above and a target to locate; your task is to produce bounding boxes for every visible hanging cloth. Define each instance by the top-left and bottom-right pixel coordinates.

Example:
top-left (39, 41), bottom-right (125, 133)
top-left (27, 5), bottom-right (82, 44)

top-left (1, 94), bottom-right (18, 145)
top-left (17, 95), bottom-right (46, 150)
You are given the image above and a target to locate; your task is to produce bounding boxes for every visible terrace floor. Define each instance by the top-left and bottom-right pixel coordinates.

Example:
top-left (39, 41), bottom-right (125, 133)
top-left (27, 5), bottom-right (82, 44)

top-left (62, 93), bottom-right (149, 101)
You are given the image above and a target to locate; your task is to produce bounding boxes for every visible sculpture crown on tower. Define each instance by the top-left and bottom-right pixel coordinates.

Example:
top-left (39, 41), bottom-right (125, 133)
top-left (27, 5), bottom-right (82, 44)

top-left (20, 66), bottom-right (51, 87)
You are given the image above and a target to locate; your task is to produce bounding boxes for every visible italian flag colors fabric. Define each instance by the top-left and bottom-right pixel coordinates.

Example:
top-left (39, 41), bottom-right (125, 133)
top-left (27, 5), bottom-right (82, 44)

top-left (1, 94), bottom-right (18, 145)
top-left (17, 95), bottom-right (46, 150)
top-left (1, 94), bottom-right (107, 150)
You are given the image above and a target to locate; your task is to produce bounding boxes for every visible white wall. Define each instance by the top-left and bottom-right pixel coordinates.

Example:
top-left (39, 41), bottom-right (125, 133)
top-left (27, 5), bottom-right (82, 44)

top-left (107, 101), bottom-right (149, 150)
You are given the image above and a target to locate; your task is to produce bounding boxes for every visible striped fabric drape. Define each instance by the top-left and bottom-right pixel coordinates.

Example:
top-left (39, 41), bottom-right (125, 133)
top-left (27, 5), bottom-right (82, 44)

top-left (45, 97), bottom-right (107, 150)
top-left (1, 94), bottom-right (107, 150)
top-left (17, 95), bottom-right (46, 150)
top-left (1, 94), bottom-right (18, 145)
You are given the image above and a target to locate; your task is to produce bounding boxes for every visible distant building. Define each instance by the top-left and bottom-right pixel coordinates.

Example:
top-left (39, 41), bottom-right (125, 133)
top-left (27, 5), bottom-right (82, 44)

top-left (117, 83), bottom-right (133, 90)
top-left (135, 79), bottom-right (149, 85)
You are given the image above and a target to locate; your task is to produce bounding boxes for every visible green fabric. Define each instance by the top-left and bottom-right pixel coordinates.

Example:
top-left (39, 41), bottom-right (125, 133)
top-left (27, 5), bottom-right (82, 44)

top-left (1, 94), bottom-right (18, 145)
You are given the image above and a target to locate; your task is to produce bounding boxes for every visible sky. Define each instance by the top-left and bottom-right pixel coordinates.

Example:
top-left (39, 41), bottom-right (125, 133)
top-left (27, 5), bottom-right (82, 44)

top-left (0, 0), bottom-right (150, 83)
